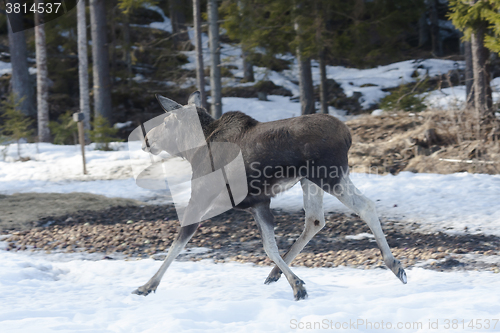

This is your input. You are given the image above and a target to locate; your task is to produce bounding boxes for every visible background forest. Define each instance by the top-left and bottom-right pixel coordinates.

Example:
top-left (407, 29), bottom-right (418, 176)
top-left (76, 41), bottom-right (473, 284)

top-left (0, 0), bottom-right (500, 148)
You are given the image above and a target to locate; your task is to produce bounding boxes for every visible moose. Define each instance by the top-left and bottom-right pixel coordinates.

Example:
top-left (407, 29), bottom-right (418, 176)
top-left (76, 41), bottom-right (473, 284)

top-left (133, 91), bottom-right (407, 300)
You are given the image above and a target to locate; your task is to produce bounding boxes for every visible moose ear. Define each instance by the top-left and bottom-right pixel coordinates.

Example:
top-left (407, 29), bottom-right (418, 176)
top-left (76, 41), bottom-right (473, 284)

top-left (187, 91), bottom-right (202, 108)
top-left (156, 94), bottom-right (182, 113)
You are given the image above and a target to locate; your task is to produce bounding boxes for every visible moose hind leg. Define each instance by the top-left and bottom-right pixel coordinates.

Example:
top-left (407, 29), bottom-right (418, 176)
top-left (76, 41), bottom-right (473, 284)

top-left (250, 201), bottom-right (308, 301)
top-left (132, 223), bottom-right (199, 296)
top-left (265, 179), bottom-right (325, 284)
top-left (331, 176), bottom-right (407, 284)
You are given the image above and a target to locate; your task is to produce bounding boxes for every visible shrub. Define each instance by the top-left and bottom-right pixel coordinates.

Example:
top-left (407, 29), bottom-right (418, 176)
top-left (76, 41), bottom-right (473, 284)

top-left (49, 111), bottom-right (78, 145)
top-left (380, 80), bottom-right (428, 112)
top-left (89, 115), bottom-right (123, 151)
top-left (0, 94), bottom-right (34, 158)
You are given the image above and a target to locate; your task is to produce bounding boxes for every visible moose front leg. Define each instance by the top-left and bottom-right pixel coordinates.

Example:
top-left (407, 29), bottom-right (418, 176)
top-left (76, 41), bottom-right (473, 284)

top-left (132, 222), bottom-right (199, 296)
top-left (250, 201), bottom-right (308, 301)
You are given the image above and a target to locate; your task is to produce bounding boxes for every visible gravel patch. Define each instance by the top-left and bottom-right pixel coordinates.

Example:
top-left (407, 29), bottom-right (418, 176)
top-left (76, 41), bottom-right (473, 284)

top-left (2, 202), bottom-right (499, 273)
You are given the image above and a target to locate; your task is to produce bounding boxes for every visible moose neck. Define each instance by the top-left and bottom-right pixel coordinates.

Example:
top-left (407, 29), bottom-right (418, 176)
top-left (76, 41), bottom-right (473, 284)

top-left (195, 107), bottom-right (216, 139)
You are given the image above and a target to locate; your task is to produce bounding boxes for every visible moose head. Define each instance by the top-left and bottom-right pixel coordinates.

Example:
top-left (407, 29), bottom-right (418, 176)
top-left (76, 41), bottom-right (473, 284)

top-left (142, 91), bottom-right (207, 157)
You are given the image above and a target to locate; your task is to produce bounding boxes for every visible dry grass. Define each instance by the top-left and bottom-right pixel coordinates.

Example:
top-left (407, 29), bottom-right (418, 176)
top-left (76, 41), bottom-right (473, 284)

top-left (346, 108), bottom-right (500, 175)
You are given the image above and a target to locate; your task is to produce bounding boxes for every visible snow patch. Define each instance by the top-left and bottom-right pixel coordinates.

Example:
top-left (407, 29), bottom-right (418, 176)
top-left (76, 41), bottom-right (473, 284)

top-left (345, 233), bottom-right (375, 241)
top-left (1, 251), bottom-right (499, 332)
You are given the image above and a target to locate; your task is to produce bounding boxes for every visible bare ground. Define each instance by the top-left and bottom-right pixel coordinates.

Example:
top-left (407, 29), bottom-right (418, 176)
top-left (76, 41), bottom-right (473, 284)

top-left (0, 193), bottom-right (144, 231)
top-left (1, 193), bottom-right (499, 273)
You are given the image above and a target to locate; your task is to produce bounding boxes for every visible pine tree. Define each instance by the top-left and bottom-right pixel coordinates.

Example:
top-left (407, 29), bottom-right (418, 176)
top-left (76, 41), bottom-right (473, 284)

top-left (208, 0), bottom-right (222, 119)
top-left (35, 0), bottom-right (51, 143)
top-left (170, 0), bottom-right (190, 48)
top-left (0, 94), bottom-right (34, 158)
top-left (49, 111), bottom-right (78, 145)
top-left (429, 0), bottom-right (443, 57)
top-left (89, 115), bottom-right (122, 151)
top-left (221, 0), bottom-right (424, 116)
top-left (236, 0), bottom-right (254, 82)
top-left (90, 0), bottom-right (113, 120)
top-left (464, 40), bottom-right (475, 107)
top-left (294, 1), bottom-right (315, 115)
top-left (77, 0), bottom-right (91, 136)
top-left (193, 0), bottom-right (207, 108)
top-left (117, 0), bottom-right (159, 83)
top-left (448, 0), bottom-right (497, 120)
top-left (117, 0), bottom-right (158, 14)
top-left (222, 0), bottom-right (314, 114)
top-left (7, 13), bottom-right (36, 117)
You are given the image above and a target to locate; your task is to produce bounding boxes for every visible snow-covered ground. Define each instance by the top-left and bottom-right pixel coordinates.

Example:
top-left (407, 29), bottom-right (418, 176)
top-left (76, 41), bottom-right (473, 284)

top-left (1, 250), bottom-right (499, 333)
top-left (0, 60), bottom-right (37, 75)
top-left (424, 76), bottom-right (500, 109)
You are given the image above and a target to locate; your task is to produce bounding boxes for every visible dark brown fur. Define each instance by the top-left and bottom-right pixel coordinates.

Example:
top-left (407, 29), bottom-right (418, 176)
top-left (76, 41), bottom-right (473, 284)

top-left (192, 107), bottom-right (352, 210)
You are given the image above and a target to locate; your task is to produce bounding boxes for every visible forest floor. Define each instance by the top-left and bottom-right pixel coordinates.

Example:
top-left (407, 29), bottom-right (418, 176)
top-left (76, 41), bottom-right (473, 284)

top-left (347, 109), bottom-right (500, 175)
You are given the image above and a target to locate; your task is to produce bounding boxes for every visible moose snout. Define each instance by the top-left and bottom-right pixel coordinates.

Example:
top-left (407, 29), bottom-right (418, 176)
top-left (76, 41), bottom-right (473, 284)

top-left (142, 138), bottom-right (161, 155)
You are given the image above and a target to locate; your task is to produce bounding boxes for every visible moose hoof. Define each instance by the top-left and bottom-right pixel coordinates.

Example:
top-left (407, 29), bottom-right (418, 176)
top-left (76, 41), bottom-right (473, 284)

top-left (293, 279), bottom-right (308, 301)
top-left (132, 283), bottom-right (158, 296)
top-left (389, 259), bottom-right (407, 284)
top-left (397, 268), bottom-right (407, 284)
top-left (264, 267), bottom-right (282, 284)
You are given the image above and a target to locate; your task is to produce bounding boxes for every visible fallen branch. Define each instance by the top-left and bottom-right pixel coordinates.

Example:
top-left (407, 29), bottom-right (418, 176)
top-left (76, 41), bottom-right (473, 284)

top-left (438, 158), bottom-right (496, 164)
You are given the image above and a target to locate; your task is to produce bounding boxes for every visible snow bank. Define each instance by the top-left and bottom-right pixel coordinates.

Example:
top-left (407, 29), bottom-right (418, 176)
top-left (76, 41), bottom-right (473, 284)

top-left (272, 172), bottom-right (500, 236)
top-left (0, 60), bottom-right (11, 75)
top-left (315, 59), bottom-right (463, 109)
top-left (0, 60), bottom-right (37, 75)
top-left (424, 76), bottom-right (500, 109)
top-left (221, 95), bottom-right (301, 121)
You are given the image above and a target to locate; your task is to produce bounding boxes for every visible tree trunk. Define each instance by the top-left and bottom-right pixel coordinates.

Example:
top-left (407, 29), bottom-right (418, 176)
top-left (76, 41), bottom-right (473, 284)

top-left (122, 12), bottom-right (133, 83)
top-left (294, 5), bottom-right (315, 115)
top-left (208, 0), bottom-right (222, 119)
top-left (7, 17), bottom-right (36, 116)
top-left (471, 26), bottom-right (493, 120)
top-left (110, 5), bottom-right (117, 80)
top-left (237, 1), bottom-right (253, 82)
top-left (464, 40), bottom-right (474, 108)
top-left (170, 0), bottom-right (189, 48)
top-left (319, 48), bottom-right (328, 114)
top-left (193, 0), bottom-right (207, 109)
top-left (242, 48), bottom-right (254, 82)
top-left (77, 0), bottom-right (91, 133)
top-left (429, 0), bottom-right (442, 57)
top-left (297, 54), bottom-right (315, 115)
top-left (418, 12), bottom-right (428, 47)
top-left (35, 1), bottom-right (50, 142)
top-left (90, 0), bottom-right (113, 120)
